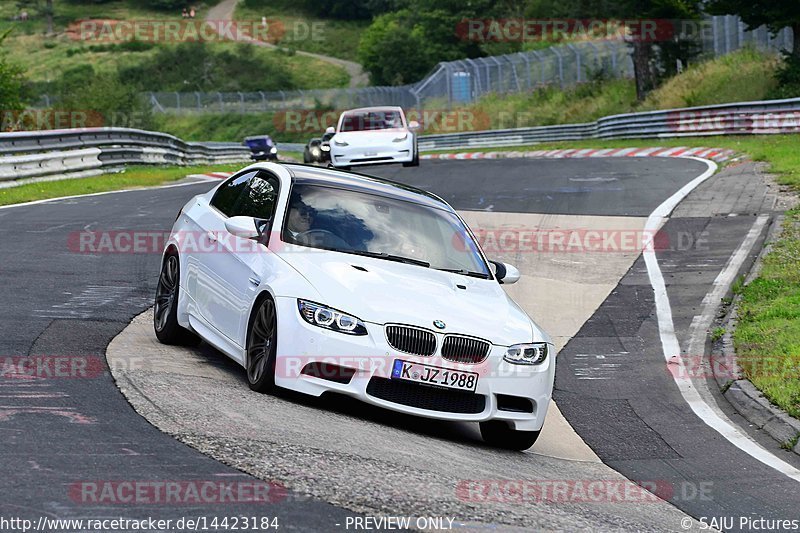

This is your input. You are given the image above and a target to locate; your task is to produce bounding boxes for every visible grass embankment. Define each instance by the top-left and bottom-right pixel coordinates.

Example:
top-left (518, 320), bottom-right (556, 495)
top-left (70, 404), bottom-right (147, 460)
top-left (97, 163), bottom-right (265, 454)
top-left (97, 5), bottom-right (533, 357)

top-left (156, 48), bottom-right (782, 143)
top-left (0, 1), bottom-right (348, 89)
top-left (235, 0), bottom-right (368, 62)
top-left (0, 163), bottom-right (241, 206)
top-left (734, 209), bottom-right (800, 420)
top-left (453, 48), bottom-right (780, 130)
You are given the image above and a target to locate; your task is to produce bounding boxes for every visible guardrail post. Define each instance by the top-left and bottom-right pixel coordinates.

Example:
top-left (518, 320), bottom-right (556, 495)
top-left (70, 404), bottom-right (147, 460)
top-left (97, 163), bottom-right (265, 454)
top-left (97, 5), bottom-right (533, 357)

top-left (175, 92), bottom-right (181, 112)
top-left (238, 92), bottom-right (245, 113)
top-left (195, 92), bottom-right (201, 111)
top-left (216, 92), bottom-right (223, 112)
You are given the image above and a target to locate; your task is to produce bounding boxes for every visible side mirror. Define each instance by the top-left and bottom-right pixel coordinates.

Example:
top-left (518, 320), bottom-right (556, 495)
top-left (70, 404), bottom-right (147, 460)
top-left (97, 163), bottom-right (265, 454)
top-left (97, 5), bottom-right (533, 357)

top-left (325, 126), bottom-right (335, 135)
top-left (408, 120), bottom-right (420, 131)
top-left (490, 260), bottom-right (521, 285)
top-left (225, 216), bottom-right (260, 239)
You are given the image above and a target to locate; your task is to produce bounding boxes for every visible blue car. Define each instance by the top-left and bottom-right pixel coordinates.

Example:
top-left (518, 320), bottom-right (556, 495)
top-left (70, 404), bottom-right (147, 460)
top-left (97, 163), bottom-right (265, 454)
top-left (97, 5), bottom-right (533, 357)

top-left (244, 135), bottom-right (279, 161)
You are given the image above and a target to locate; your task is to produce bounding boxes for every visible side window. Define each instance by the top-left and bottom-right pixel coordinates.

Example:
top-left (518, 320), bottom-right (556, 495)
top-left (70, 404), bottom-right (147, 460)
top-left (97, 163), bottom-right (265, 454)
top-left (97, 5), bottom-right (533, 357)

top-left (210, 171), bottom-right (257, 217)
top-left (233, 172), bottom-right (280, 220)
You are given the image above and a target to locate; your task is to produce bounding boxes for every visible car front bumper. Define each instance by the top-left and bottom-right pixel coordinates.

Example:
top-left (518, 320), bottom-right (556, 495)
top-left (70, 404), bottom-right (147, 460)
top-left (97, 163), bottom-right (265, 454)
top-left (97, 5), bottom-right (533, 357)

top-left (329, 143), bottom-right (414, 167)
top-left (273, 297), bottom-right (554, 431)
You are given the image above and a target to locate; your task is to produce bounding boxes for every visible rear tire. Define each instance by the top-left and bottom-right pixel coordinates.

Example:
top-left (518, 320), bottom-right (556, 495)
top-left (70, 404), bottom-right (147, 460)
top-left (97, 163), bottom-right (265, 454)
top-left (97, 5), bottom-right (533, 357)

top-left (153, 252), bottom-right (200, 346)
top-left (480, 421), bottom-right (540, 451)
top-left (246, 296), bottom-right (278, 393)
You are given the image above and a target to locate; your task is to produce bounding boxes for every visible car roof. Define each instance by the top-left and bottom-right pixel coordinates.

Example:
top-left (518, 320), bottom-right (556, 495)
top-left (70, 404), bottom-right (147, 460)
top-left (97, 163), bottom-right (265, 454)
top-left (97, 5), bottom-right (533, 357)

top-left (280, 164), bottom-right (453, 212)
top-left (340, 106), bottom-right (404, 114)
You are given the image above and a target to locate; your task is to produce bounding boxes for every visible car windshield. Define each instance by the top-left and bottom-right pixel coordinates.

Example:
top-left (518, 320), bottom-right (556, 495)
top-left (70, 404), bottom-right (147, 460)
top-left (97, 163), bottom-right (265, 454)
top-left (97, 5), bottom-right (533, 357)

top-left (282, 184), bottom-right (490, 276)
top-left (339, 110), bottom-right (404, 132)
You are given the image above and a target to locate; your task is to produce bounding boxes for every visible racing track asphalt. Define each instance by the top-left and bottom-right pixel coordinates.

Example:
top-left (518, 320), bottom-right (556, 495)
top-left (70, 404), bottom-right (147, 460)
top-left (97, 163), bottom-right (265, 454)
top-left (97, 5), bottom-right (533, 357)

top-left (1, 157), bottom-right (796, 530)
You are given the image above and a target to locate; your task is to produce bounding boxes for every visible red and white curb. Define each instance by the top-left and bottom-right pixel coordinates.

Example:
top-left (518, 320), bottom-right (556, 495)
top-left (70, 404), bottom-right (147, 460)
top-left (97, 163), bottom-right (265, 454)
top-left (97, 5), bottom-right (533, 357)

top-left (186, 171), bottom-right (233, 181)
top-left (187, 147), bottom-right (738, 181)
top-left (421, 146), bottom-right (738, 163)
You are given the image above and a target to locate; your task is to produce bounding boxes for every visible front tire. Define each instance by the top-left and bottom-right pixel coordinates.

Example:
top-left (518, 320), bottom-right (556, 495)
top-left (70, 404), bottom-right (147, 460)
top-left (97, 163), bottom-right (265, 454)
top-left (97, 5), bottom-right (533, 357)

top-left (480, 421), bottom-right (540, 451)
top-left (403, 142), bottom-right (420, 167)
top-left (153, 253), bottom-right (200, 346)
top-left (246, 296), bottom-right (278, 393)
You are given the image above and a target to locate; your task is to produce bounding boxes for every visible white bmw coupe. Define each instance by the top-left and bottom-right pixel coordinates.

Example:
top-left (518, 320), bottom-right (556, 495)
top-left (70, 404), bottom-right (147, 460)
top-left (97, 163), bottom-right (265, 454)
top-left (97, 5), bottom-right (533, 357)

top-left (327, 106), bottom-right (419, 169)
top-left (154, 163), bottom-right (554, 450)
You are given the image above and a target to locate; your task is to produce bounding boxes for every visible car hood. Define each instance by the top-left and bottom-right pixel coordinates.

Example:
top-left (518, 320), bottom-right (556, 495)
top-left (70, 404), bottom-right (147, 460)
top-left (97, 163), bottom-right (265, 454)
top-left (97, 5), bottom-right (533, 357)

top-left (333, 129), bottom-right (408, 146)
top-left (276, 248), bottom-right (543, 346)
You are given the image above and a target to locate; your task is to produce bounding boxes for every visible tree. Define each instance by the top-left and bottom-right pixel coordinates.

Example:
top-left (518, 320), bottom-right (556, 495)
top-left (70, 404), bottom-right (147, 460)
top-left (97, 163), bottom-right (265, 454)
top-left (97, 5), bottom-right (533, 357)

top-left (0, 29), bottom-right (27, 114)
top-left (556, 0), bottom-right (702, 100)
top-left (358, 12), bottom-right (434, 85)
top-left (706, 0), bottom-right (800, 59)
top-left (357, 0), bottom-right (501, 85)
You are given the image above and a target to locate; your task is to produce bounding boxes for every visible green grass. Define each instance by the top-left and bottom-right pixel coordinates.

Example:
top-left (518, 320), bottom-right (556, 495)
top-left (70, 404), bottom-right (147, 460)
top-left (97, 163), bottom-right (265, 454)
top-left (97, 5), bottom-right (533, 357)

top-left (0, 1), bottom-right (348, 89)
top-left (446, 48), bottom-right (783, 132)
top-left (235, 1), bottom-right (368, 62)
top-left (454, 79), bottom-right (637, 130)
top-left (734, 209), bottom-right (800, 419)
top-left (639, 47), bottom-right (780, 109)
top-left (0, 163), bottom-right (241, 206)
top-left (154, 112), bottom-right (277, 143)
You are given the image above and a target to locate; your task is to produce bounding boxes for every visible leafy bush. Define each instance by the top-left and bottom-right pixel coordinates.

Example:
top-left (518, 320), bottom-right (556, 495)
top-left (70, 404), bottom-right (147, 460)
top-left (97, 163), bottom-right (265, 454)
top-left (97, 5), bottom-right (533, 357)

top-left (0, 30), bottom-right (27, 113)
top-left (57, 66), bottom-right (154, 129)
top-left (768, 51), bottom-right (800, 99)
top-left (118, 42), bottom-right (296, 92)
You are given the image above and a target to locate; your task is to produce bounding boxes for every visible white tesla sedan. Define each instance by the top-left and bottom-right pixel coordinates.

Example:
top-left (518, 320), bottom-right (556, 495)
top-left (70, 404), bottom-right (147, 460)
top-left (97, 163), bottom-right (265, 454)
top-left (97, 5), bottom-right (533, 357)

top-left (327, 106), bottom-right (419, 169)
top-left (154, 162), bottom-right (554, 450)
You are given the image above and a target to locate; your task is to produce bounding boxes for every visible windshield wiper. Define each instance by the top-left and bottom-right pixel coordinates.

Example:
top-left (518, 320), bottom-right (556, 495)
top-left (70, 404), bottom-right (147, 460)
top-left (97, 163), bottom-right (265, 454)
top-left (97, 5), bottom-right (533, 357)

top-left (345, 250), bottom-right (430, 268)
top-left (435, 268), bottom-right (491, 279)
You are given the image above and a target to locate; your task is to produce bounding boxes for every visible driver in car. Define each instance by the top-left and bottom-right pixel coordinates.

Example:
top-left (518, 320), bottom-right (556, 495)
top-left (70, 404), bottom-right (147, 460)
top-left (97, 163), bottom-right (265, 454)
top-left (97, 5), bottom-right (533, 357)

top-left (286, 203), bottom-right (314, 239)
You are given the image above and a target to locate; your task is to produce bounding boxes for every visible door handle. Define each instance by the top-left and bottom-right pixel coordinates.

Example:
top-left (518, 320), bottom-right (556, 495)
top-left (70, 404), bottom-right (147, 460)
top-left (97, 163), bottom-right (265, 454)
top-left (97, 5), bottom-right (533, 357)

top-left (248, 276), bottom-right (261, 286)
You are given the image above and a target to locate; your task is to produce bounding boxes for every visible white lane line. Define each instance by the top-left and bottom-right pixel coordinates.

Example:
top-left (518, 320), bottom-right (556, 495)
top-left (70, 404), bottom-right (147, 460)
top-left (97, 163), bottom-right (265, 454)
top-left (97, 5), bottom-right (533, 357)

top-left (685, 215), bottom-right (770, 416)
top-left (643, 157), bottom-right (800, 482)
top-left (0, 178), bottom-right (217, 211)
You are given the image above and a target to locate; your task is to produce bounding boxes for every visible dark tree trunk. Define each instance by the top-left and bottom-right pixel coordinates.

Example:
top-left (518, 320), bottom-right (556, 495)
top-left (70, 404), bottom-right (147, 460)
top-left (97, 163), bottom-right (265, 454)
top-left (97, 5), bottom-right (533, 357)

top-left (45, 0), bottom-right (54, 36)
top-left (793, 22), bottom-right (800, 60)
top-left (631, 41), bottom-right (655, 101)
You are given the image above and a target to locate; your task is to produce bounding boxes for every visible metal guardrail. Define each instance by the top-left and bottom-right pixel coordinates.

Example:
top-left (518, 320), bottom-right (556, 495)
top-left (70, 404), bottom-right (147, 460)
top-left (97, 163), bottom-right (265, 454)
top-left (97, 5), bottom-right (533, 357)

top-left (417, 97), bottom-right (800, 151)
top-left (0, 127), bottom-right (251, 182)
top-left (2, 98), bottom-right (798, 182)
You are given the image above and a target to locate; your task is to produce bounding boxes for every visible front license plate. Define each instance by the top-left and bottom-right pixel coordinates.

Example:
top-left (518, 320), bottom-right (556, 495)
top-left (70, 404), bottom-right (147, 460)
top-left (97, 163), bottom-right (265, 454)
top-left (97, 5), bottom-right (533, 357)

top-left (391, 360), bottom-right (478, 392)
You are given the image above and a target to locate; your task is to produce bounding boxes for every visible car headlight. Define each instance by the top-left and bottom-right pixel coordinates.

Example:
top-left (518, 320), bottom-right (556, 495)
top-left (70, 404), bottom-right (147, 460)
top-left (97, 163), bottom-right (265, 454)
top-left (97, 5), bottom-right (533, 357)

top-left (392, 133), bottom-right (408, 142)
top-left (504, 343), bottom-right (549, 365)
top-left (297, 300), bottom-right (367, 336)
top-left (270, 146), bottom-right (277, 153)
top-left (311, 147), bottom-right (320, 156)
top-left (321, 145), bottom-right (330, 151)
top-left (333, 139), bottom-right (348, 146)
